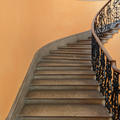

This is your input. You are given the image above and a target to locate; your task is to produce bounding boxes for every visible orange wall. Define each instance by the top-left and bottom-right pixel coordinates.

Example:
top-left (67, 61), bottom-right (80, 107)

top-left (104, 31), bottom-right (120, 68)
top-left (0, 0), bottom-right (106, 120)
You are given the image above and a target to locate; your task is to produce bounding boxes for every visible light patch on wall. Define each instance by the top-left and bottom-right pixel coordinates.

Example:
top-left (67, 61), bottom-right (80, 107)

top-left (104, 30), bottom-right (120, 69)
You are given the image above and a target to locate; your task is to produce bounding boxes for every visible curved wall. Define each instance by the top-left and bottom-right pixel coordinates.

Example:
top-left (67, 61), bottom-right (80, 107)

top-left (104, 31), bottom-right (120, 68)
top-left (0, 0), bottom-right (106, 120)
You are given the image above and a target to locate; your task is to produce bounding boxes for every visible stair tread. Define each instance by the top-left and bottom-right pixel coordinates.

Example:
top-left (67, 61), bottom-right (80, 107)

top-left (34, 75), bottom-right (95, 80)
top-left (67, 43), bottom-right (91, 45)
top-left (52, 49), bottom-right (91, 52)
top-left (26, 90), bottom-right (103, 99)
top-left (24, 98), bottom-right (105, 105)
top-left (66, 45), bottom-right (91, 47)
top-left (31, 79), bottom-right (97, 85)
top-left (29, 85), bottom-right (98, 91)
top-left (36, 67), bottom-right (91, 71)
top-left (39, 59), bottom-right (91, 63)
top-left (39, 60), bottom-right (91, 64)
top-left (42, 56), bottom-right (91, 60)
top-left (18, 116), bottom-right (111, 120)
top-left (77, 40), bottom-right (91, 42)
top-left (44, 55), bottom-right (91, 58)
top-left (58, 46), bottom-right (91, 49)
top-left (37, 63), bottom-right (92, 67)
top-left (20, 104), bottom-right (110, 117)
top-left (48, 54), bottom-right (91, 57)
top-left (67, 44), bottom-right (91, 46)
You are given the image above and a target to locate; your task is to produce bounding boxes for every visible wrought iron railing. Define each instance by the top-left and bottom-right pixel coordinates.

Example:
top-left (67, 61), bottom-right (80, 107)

top-left (94, 0), bottom-right (120, 38)
top-left (91, 0), bottom-right (120, 120)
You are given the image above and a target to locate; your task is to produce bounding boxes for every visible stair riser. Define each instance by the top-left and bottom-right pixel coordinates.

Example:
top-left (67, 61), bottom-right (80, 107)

top-left (43, 57), bottom-right (92, 60)
top-left (18, 117), bottom-right (112, 120)
top-left (58, 47), bottom-right (91, 50)
top-left (67, 43), bottom-right (91, 46)
top-left (37, 64), bottom-right (92, 67)
top-left (38, 61), bottom-right (91, 64)
top-left (48, 54), bottom-right (91, 58)
top-left (31, 79), bottom-right (97, 85)
top-left (68, 41), bottom-right (91, 43)
top-left (34, 70), bottom-right (94, 74)
top-left (34, 72), bottom-right (95, 75)
top-left (30, 86), bottom-right (98, 90)
top-left (77, 40), bottom-right (91, 43)
top-left (34, 75), bottom-right (96, 78)
top-left (37, 63), bottom-right (92, 67)
top-left (42, 57), bottom-right (92, 61)
top-left (53, 49), bottom-right (91, 52)
top-left (67, 45), bottom-right (91, 47)
top-left (36, 67), bottom-right (92, 71)
top-left (24, 99), bottom-right (105, 105)
top-left (50, 52), bottom-right (91, 55)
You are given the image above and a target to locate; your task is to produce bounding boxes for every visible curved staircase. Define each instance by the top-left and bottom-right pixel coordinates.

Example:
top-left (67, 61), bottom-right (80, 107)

top-left (18, 38), bottom-right (111, 120)
top-left (6, 0), bottom-right (120, 120)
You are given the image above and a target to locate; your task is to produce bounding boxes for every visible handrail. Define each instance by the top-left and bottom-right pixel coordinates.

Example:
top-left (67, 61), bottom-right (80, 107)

top-left (91, 0), bottom-right (120, 119)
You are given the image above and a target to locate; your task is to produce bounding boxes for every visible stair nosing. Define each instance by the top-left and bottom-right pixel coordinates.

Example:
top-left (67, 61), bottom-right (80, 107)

top-left (29, 85), bottom-right (99, 90)
top-left (24, 98), bottom-right (105, 101)
top-left (18, 115), bottom-right (112, 118)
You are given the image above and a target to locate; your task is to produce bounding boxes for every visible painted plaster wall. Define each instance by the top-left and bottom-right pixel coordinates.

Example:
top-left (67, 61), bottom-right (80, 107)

top-left (0, 0), bottom-right (106, 120)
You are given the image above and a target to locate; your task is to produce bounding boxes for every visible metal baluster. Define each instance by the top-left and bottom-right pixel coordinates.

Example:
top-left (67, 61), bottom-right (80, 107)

top-left (105, 59), bottom-right (112, 112)
top-left (112, 71), bottom-right (119, 120)
top-left (100, 50), bottom-right (105, 95)
top-left (96, 43), bottom-right (100, 82)
top-left (92, 35), bottom-right (96, 71)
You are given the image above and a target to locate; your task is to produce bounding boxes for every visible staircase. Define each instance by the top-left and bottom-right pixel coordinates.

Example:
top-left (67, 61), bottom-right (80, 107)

top-left (13, 38), bottom-right (111, 120)
top-left (6, 0), bottom-right (120, 120)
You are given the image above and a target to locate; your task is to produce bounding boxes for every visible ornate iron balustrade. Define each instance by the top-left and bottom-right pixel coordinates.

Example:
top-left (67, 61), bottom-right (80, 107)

top-left (91, 0), bottom-right (120, 120)
top-left (94, 0), bottom-right (120, 38)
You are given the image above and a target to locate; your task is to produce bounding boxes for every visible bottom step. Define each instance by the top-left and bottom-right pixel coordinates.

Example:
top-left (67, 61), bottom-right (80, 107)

top-left (18, 116), bottom-right (112, 120)
top-left (19, 104), bottom-right (111, 119)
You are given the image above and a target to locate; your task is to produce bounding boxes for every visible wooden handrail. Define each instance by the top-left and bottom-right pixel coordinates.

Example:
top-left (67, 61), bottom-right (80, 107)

top-left (91, 0), bottom-right (120, 73)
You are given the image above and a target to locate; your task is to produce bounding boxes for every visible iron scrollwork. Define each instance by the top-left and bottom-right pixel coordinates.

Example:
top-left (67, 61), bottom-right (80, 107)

top-left (92, 0), bottom-right (120, 119)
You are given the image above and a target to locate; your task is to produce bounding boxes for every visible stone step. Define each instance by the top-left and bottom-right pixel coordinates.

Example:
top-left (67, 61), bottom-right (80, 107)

top-left (34, 70), bottom-right (95, 75)
top-left (49, 50), bottom-right (91, 55)
top-left (34, 74), bottom-right (96, 79)
top-left (66, 44), bottom-right (91, 48)
top-left (43, 54), bottom-right (91, 60)
top-left (39, 59), bottom-right (91, 64)
top-left (26, 89), bottom-right (103, 99)
top-left (37, 63), bottom-right (92, 67)
top-left (76, 39), bottom-right (91, 43)
top-left (55, 49), bottom-right (91, 52)
top-left (18, 116), bottom-right (112, 120)
top-left (39, 59), bottom-right (92, 63)
top-left (42, 56), bottom-right (91, 60)
top-left (19, 104), bottom-right (111, 119)
top-left (29, 85), bottom-right (98, 90)
top-left (24, 98), bottom-right (104, 105)
top-left (31, 79), bottom-right (97, 85)
top-left (67, 43), bottom-right (91, 46)
top-left (58, 46), bottom-right (91, 49)
top-left (36, 66), bottom-right (92, 71)
top-left (48, 54), bottom-right (91, 58)
top-left (25, 89), bottom-right (104, 104)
